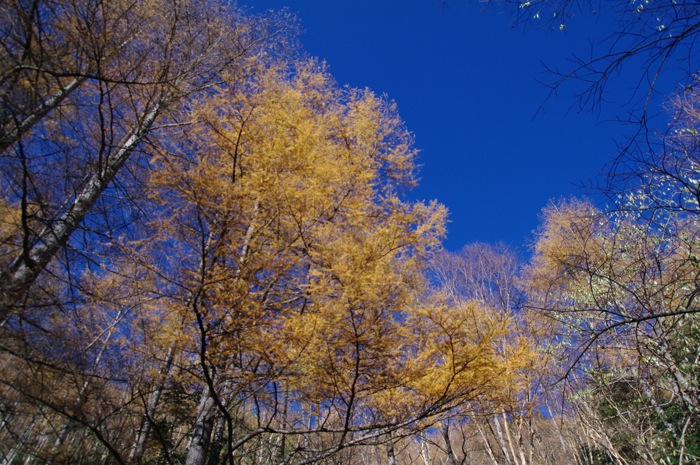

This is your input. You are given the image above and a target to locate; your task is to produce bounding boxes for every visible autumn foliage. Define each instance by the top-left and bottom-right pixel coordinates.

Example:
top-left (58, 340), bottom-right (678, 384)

top-left (2, 1), bottom-right (698, 465)
top-left (0, 3), bottom-right (529, 464)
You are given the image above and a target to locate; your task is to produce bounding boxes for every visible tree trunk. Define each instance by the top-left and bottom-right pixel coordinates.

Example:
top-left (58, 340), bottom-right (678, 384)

top-left (416, 431), bottom-right (433, 465)
top-left (45, 307), bottom-right (126, 465)
top-left (386, 441), bottom-right (396, 465)
top-left (0, 77), bottom-right (85, 155)
top-left (500, 412), bottom-right (521, 465)
top-left (206, 412), bottom-right (226, 465)
top-left (0, 414), bottom-right (38, 465)
top-left (544, 400), bottom-right (574, 465)
top-left (0, 98), bottom-right (165, 319)
top-left (491, 414), bottom-right (514, 465)
top-left (476, 422), bottom-right (500, 465)
top-left (442, 420), bottom-right (458, 465)
top-left (185, 390), bottom-right (216, 465)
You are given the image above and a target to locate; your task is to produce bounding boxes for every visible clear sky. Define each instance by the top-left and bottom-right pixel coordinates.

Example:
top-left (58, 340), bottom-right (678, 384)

top-left (249, 1), bottom-right (671, 251)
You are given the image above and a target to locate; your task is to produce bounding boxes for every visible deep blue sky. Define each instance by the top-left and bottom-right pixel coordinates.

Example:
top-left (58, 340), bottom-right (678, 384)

top-left (250, 1), bottom-right (665, 251)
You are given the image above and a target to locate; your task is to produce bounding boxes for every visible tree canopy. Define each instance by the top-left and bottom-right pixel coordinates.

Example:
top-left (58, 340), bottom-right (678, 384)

top-left (0, 3), bottom-right (529, 464)
top-left (1, 1), bottom-right (699, 465)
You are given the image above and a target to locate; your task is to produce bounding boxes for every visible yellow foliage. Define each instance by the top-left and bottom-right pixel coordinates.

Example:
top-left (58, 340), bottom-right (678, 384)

top-left (410, 299), bottom-right (533, 409)
top-left (143, 60), bottom-right (461, 425)
top-left (126, 58), bottom-right (535, 437)
top-left (525, 198), bottom-right (609, 298)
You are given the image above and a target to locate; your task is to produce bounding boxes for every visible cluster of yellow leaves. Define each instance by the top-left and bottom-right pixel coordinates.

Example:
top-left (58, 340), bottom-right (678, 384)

top-left (527, 199), bottom-right (606, 291)
top-left (528, 197), bottom-right (700, 316)
top-left (410, 301), bottom-right (514, 399)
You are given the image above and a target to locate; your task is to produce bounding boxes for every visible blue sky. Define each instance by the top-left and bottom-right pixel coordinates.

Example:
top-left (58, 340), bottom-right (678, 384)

top-left (250, 1), bottom-right (669, 251)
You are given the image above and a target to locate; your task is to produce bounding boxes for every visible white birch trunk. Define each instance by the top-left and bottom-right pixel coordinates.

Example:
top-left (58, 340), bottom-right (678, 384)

top-left (184, 390), bottom-right (216, 465)
top-left (476, 422), bottom-right (501, 465)
top-left (500, 412), bottom-right (521, 465)
top-left (206, 412), bottom-right (226, 465)
top-left (386, 441), bottom-right (397, 465)
top-left (0, 99), bottom-right (165, 318)
top-left (0, 77), bottom-right (85, 154)
top-left (492, 414), bottom-right (514, 465)
top-left (1, 414), bottom-right (38, 465)
top-left (544, 400), bottom-right (575, 465)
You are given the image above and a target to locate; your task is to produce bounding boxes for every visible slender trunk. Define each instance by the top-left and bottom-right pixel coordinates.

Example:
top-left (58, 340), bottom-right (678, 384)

top-left (358, 446), bottom-right (373, 465)
top-left (386, 441), bottom-right (396, 465)
top-left (277, 385), bottom-right (289, 464)
top-left (582, 426), bottom-right (595, 465)
top-left (491, 414), bottom-right (513, 465)
top-left (544, 400), bottom-right (574, 465)
top-left (185, 390), bottom-right (217, 465)
top-left (1, 414), bottom-right (38, 465)
top-left (185, 204), bottom-right (259, 465)
top-left (678, 416), bottom-right (692, 465)
top-left (500, 411), bottom-right (521, 465)
top-left (574, 401), bottom-right (629, 465)
top-left (442, 420), bottom-right (458, 465)
top-left (45, 307), bottom-right (126, 465)
top-left (374, 445), bottom-right (383, 465)
top-left (476, 422), bottom-right (500, 465)
top-left (206, 412), bottom-right (226, 465)
top-left (516, 418), bottom-right (529, 465)
top-left (0, 98), bottom-right (165, 319)
top-left (526, 415), bottom-right (536, 465)
top-left (25, 430), bottom-right (50, 465)
top-left (0, 77), bottom-right (86, 154)
top-left (417, 432), bottom-right (432, 465)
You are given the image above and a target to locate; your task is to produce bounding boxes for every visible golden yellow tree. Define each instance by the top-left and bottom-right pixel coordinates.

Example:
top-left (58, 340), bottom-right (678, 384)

top-left (132, 60), bottom-right (528, 465)
top-left (0, 11), bottom-right (533, 460)
top-left (143, 60), bottom-right (439, 464)
top-left (525, 196), bottom-right (700, 464)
